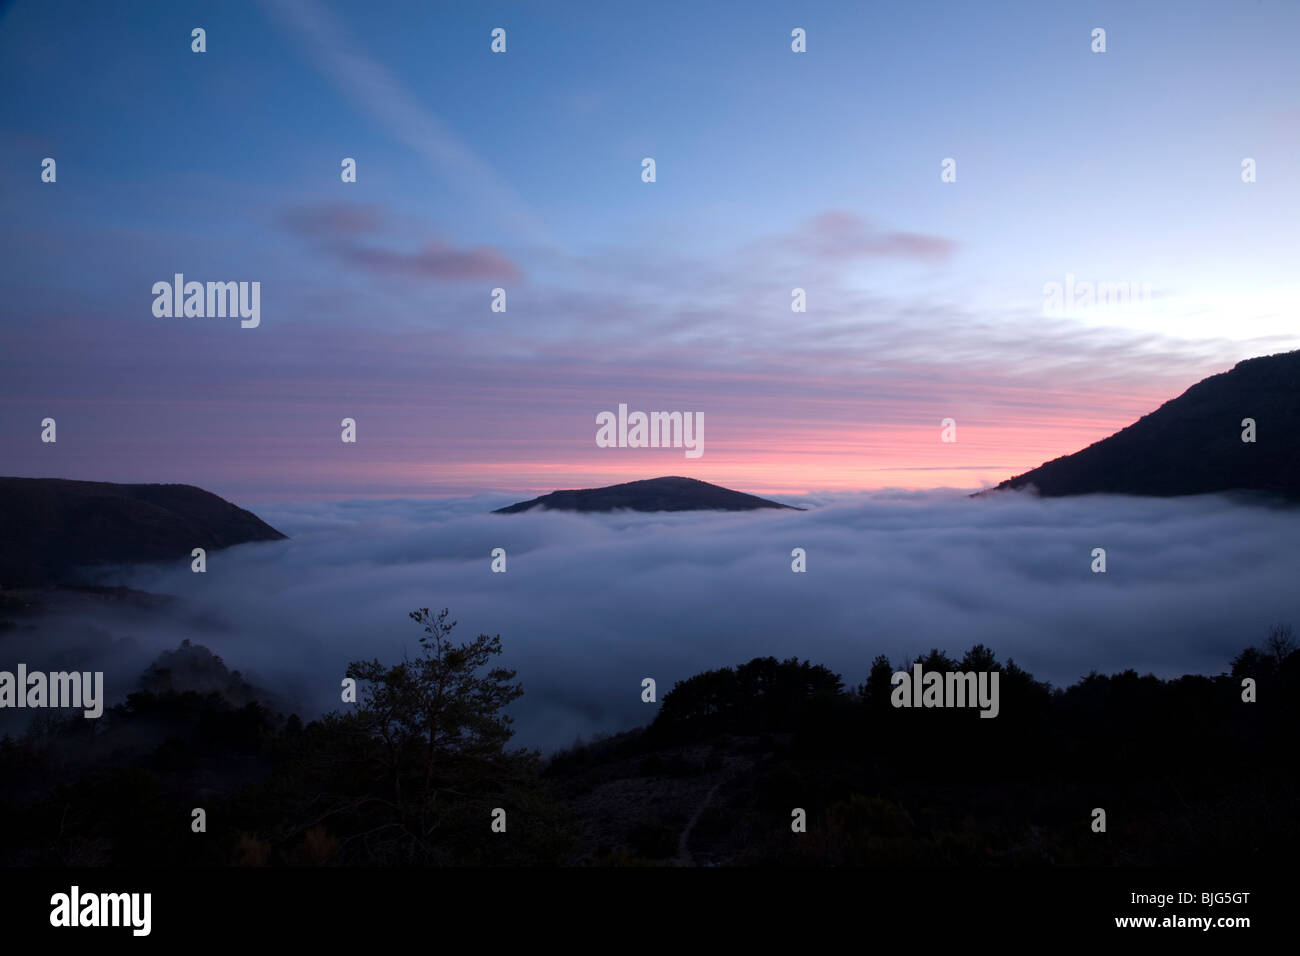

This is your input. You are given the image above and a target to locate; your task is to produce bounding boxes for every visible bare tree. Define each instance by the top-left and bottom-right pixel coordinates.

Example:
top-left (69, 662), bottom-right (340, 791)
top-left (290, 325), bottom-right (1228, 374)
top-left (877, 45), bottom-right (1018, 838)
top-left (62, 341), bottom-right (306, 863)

top-left (1264, 623), bottom-right (1296, 667)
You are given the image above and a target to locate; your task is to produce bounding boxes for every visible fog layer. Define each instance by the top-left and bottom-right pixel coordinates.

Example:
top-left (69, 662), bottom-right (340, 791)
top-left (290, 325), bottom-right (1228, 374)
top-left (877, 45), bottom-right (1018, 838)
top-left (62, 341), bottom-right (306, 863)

top-left (5, 490), bottom-right (1295, 750)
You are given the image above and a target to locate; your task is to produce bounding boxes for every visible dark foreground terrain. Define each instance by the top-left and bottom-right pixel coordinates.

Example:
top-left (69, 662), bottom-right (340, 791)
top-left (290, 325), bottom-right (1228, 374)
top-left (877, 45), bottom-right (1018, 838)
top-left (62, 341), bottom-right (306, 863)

top-left (1, 611), bottom-right (1294, 867)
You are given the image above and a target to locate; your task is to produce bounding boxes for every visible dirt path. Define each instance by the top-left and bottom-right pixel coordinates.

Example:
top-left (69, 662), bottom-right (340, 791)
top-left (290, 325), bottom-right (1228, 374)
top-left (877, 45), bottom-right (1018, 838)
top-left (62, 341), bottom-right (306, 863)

top-left (675, 781), bottom-right (721, 866)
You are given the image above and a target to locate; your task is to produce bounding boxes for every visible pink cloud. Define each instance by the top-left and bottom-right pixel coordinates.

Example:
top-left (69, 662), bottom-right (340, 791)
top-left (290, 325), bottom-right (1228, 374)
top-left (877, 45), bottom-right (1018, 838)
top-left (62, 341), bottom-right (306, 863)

top-left (279, 201), bottom-right (522, 282)
top-left (787, 210), bottom-right (956, 262)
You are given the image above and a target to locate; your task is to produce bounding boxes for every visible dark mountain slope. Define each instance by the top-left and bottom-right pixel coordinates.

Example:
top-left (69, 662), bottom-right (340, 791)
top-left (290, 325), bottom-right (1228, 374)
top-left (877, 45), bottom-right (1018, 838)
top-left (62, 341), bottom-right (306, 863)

top-left (0, 477), bottom-right (286, 586)
top-left (991, 349), bottom-right (1300, 498)
top-left (494, 476), bottom-right (802, 514)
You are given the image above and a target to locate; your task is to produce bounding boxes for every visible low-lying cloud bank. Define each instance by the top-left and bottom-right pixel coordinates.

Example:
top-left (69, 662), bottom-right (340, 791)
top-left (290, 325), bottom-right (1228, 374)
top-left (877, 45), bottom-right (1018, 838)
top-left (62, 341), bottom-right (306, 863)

top-left (5, 490), bottom-right (1296, 751)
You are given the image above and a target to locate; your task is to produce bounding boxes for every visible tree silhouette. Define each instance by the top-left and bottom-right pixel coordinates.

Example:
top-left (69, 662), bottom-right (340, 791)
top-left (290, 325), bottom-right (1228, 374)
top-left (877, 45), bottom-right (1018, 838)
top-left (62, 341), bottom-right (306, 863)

top-left (1265, 623), bottom-right (1296, 667)
top-left (242, 608), bottom-right (570, 865)
top-left (347, 608), bottom-right (523, 801)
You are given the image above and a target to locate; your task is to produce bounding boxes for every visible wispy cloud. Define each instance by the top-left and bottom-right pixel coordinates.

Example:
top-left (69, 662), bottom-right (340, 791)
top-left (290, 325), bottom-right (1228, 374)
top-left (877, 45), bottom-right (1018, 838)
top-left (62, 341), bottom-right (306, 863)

top-left (259, 0), bottom-right (554, 249)
top-left (772, 210), bottom-right (957, 264)
top-left (280, 201), bottom-right (523, 281)
top-left (280, 202), bottom-right (386, 237)
top-left (335, 238), bottom-right (521, 282)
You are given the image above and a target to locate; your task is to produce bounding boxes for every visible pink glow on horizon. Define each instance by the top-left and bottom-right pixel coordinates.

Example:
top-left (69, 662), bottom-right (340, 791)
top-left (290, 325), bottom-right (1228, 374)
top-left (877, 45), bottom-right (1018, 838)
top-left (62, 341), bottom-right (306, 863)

top-left (209, 413), bottom-right (1151, 502)
top-left (4, 313), bottom-right (1205, 503)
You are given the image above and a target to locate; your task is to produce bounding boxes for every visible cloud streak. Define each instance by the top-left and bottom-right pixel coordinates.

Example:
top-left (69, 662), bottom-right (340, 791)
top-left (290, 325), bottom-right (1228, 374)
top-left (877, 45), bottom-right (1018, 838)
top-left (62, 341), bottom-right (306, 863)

top-left (279, 202), bottom-right (522, 281)
top-left (331, 239), bottom-right (522, 282)
top-left (259, 0), bottom-right (553, 248)
top-left (280, 202), bottom-right (387, 237)
top-left (777, 210), bottom-right (958, 263)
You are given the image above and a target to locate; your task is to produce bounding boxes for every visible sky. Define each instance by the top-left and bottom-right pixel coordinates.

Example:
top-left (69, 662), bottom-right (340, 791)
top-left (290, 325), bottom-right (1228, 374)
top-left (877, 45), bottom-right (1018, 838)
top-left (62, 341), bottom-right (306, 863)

top-left (2, 0), bottom-right (1298, 501)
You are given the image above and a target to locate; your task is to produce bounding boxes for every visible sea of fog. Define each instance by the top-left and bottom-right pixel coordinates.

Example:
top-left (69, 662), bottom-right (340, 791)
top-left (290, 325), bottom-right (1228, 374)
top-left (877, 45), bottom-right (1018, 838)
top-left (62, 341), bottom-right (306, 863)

top-left (6, 490), bottom-right (1298, 751)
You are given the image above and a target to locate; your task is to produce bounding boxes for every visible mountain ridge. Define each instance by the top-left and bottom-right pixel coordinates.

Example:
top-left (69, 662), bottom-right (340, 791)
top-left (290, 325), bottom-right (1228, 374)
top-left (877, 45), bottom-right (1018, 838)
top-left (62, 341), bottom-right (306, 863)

top-left (494, 476), bottom-right (803, 514)
top-left (988, 349), bottom-right (1300, 499)
top-left (0, 476), bottom-right (287, 587)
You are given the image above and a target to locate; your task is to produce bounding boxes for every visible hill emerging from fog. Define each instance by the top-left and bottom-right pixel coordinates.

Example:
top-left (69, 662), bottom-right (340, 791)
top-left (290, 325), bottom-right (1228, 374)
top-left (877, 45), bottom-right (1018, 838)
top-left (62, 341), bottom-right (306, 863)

top-left (990, 349), bottom-right (1300, 499)
top-left (0, 477), bottom-right (286, 587)
top-left (494, 476), bottom-right (803, 514)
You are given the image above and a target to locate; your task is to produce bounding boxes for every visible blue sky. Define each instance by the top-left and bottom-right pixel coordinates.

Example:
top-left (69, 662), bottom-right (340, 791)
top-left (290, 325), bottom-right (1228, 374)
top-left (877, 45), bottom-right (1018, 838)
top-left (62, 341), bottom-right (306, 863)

top-left (1, 0), bottom-right (1297, 498)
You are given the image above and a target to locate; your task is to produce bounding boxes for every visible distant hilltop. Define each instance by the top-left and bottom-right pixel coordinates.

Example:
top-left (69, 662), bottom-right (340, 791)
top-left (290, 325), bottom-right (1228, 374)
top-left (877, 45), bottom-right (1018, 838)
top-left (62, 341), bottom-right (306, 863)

top-left (494, 476), bottom-right (803, 514)
top-left (989, 349), bottom-right (1300, 499)
top-left (0, 477), bottom-right (286, 587)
